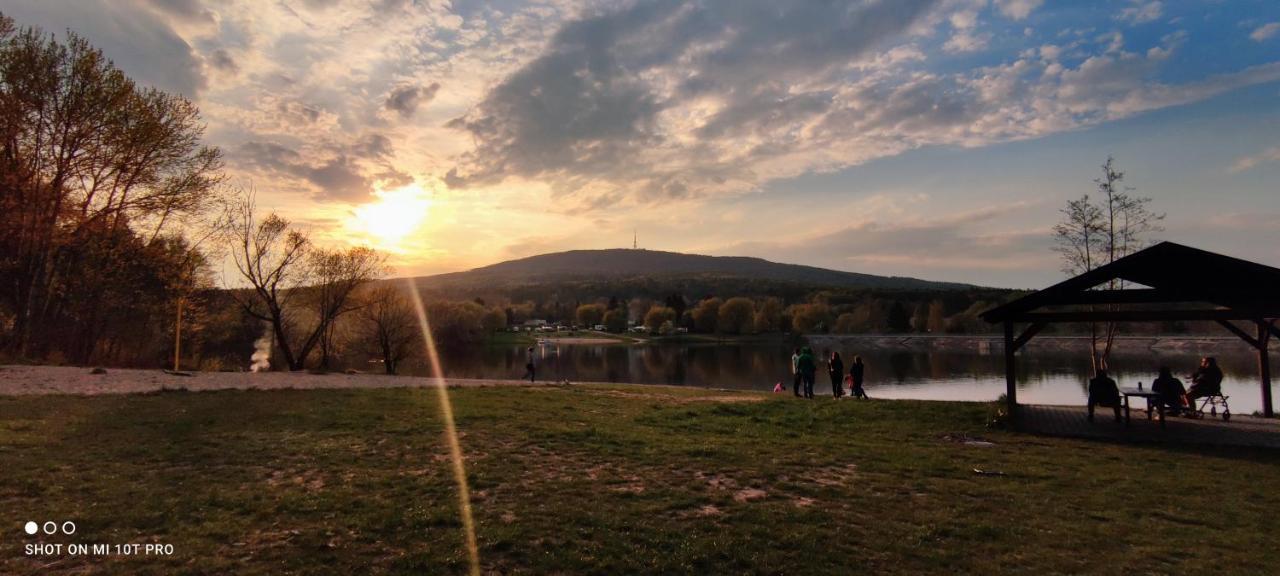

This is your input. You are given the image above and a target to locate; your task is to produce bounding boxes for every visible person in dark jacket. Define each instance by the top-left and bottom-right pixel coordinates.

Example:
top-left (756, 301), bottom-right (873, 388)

top-left (848, 356), bottom-right (868, 399)
top-left (1087, 369), bottom-right (1121, 422)
top-left (828, 351), bottom-right (845, 398)
top-left (1187, 357), bottom-right (1224, 408)
top-left (797, 347), bottom-right (817, 399)
top-left (1151, 366), bottom-right (1187, 415)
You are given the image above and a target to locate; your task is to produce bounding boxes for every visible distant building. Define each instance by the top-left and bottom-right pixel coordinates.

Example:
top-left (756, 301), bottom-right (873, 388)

top-left (523, 319), bottom-right (548, 327)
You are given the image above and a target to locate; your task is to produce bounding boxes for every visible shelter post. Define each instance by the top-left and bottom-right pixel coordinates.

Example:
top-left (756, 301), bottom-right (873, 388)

top-left (1003, 321), bottom-right (1017, 418)
top-left (1259, 321), bottom-right (1273, 418)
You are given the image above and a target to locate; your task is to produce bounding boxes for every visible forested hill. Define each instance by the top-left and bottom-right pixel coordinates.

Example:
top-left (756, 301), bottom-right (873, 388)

top-left (408, 249), bottom-right (980, 298)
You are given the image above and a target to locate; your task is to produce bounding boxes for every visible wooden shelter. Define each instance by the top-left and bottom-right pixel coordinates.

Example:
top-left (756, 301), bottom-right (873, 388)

top-left (982, 242), bottom-right (1279, 418)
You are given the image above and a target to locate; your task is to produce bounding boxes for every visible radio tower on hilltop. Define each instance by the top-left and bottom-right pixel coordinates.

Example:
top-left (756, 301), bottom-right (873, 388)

top-left (633, 229), bottom-right (637, 249)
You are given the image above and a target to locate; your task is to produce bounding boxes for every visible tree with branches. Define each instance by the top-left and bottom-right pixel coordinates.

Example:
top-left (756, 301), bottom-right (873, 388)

top-left (0, 13), bottom-right (223, 356)
top-left (226, 190), bottom-right (385, 371)
top-left (1053, 156), bottom-right (1164, 372)
top-left (227, 191), bottom-right (312, 370)
top-left (309, 245), bottom-right (385, 370)
top-left (357, 284), bottom-right (420, 375)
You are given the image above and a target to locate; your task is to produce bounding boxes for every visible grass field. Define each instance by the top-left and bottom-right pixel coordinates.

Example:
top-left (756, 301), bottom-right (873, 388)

top-left (2, 384), bottom-right (1278, 575)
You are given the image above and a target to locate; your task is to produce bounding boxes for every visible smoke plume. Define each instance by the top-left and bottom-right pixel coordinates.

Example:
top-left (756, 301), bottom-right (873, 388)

top-left (250, 326), bottom-right (272, 372)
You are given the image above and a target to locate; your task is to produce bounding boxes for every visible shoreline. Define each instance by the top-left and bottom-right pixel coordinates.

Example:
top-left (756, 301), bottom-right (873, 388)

top-left (805, 334), bottom-right (1252, 353)
top-left (0, 365), bottom-right (605, 397)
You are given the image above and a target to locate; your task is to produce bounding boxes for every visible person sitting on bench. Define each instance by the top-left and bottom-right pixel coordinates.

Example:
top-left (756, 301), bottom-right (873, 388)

top-left (1088, 369), bottom-right (1121, 423)
top-left (1151, 366), bottom-right (1187, 415)
top-left (1187, 357), bottom-right (1224, 408)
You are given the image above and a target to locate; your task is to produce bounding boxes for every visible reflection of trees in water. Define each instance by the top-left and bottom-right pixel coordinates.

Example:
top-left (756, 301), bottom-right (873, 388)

top-left (685, 346), bottom-right (720, 386)
top-left (717, 346), bottom-right (758, 387)
top-left (886, 352), bottom-right (914, 383)
top-left (605, 346), bottom-right (630, 382)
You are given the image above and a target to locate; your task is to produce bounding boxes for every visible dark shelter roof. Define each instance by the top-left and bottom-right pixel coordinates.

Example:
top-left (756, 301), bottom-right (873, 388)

top-left (982, 242), bottom-right (1280, 324)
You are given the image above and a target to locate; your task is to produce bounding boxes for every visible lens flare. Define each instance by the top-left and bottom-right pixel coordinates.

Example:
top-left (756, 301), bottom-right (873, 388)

top-left (406, 278), bottom-right (480, 575)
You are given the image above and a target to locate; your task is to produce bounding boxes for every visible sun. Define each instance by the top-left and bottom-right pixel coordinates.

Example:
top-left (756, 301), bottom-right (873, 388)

top-left (351, 184), bottom-right (433, 249)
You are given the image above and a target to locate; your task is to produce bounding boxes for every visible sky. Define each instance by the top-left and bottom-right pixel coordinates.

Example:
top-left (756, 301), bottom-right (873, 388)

top-left (3, 0), bottom-right (1279, 288)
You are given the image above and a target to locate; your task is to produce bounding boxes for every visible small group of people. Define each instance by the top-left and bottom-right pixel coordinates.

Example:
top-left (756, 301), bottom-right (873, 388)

top-left (1087, 356), bottom-right (1224, 421)
top-left (781, 347), bottom-right (868, 399)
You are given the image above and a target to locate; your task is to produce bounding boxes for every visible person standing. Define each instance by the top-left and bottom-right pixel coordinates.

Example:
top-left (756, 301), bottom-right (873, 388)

top-left (849, 355), bottom-right (868, 399)
top-left (790, 347), bottom-right (802, 397)
top-left (797, 347), bottom-right (817, 399)
top-left (828, 351), bottom-right (845, 398)
top-left (521, 346), bottom-right (536, 382)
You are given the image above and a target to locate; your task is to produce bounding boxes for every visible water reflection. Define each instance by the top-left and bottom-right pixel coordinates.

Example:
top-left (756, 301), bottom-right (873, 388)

top-left (410, 342), bottom-right (1277, 415)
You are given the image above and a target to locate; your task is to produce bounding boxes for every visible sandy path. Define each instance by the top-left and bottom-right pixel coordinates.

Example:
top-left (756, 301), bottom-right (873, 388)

top-left (0, 365), bottom-right (569, 396)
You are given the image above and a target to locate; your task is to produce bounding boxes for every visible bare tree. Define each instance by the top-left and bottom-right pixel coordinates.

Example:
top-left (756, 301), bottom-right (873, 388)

top-left (308, 246), bottom-right (385, 370)
top-left (1052, 195), bottom-right (1105, 277)
top-left (226, 189), bottom-right (385, 371)
top-left (1053, 156), bottom-right (1164, 372)
top-left (227, 191), bottom-right (312, 370)
top-left (1054, 194), bottom-right (1106, 372)
top-left (358, 285), bottom-right (420, 375)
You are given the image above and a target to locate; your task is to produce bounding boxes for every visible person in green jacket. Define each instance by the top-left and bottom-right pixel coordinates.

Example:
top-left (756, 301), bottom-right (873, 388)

top-left (797, 347), bottom-right (817, 399)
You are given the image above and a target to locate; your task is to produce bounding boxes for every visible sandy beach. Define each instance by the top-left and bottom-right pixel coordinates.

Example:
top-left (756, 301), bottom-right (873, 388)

top-left (0, 365), bottom-right (568, 396)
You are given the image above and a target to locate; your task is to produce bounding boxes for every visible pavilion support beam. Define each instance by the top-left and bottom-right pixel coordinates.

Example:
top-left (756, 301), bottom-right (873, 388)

top-left (1259, 321), bottom-right (1273, 419)
top-left (1004, 321), bottom-right (1018, 421)
top-left (1012, 322), bottom-right (1046, 352)
top-left (1216, 320), bottom-right (1262, 349)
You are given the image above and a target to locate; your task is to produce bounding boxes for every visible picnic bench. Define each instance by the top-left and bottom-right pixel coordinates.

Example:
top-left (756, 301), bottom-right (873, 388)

top-left (1120, 387), bottom-right (1167, 428)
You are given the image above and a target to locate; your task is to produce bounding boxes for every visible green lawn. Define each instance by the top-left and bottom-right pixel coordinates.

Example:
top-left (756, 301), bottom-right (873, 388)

top-left (1, 385), bottom-right (1278, 575)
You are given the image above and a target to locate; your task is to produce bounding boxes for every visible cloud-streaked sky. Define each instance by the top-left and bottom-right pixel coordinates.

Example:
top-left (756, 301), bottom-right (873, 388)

top-left (5, 0), bottom-right (1279, 288)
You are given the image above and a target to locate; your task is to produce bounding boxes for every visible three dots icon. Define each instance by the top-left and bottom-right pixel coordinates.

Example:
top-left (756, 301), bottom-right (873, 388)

top-left (23, 521), bottom-right (74, 535)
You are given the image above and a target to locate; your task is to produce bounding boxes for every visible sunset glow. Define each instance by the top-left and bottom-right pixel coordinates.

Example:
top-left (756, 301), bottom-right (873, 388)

top-left (350, 185), bottom-right (433, 251)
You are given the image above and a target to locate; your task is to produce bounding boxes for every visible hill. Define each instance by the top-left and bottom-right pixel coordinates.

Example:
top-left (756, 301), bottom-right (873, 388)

top-left (406, 249), bottom-right (978, 300)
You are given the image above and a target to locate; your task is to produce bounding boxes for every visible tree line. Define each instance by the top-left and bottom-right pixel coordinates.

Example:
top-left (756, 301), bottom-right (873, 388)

top-left (566, 290), bottom-right (1007, 336)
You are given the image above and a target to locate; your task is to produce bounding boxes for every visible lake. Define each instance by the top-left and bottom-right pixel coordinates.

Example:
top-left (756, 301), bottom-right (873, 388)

top-left (418, 339), bottom-right (1279, 415)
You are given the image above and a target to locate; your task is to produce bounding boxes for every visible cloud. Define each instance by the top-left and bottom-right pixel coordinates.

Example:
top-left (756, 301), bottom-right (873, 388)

top-left (995, 0), bottom-right (1043, 21)
top-left (447, 0), bottom-right (944, 201)
top-left (447, 3), bottom-right (1279, 212)
top-left (1, 0), bottom-right (207, 97)
top-left (1251, 22), bottom-right (1280, 42)
top-left (1229, 146), bottom-right (1280, 173)
top-left (944, 30), bottom-right (991, 53)
top-left (384, 82), bottom-right (441, 118)
top-left (1118, 1), bottom-right (1163, 25)
top-left (207, 48), bottom-right (238, 73)
top-left (237, 134), bottom-right (404, 201)
top-left (143, 0), bottom-right (217, 26)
